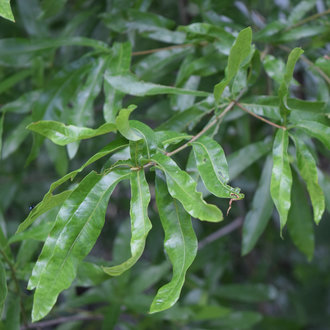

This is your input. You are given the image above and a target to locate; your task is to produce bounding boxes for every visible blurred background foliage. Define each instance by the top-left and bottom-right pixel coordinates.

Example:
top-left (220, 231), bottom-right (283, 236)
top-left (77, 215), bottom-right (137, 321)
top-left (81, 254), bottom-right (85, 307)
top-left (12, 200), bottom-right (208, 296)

top-left (0, 0), bottom-right (330, 329)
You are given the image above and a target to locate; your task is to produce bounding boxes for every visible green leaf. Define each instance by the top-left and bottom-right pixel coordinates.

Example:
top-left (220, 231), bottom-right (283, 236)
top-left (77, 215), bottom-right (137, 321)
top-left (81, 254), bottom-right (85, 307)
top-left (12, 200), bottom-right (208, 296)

top-left (103, 42), bottom-right (132, 123)
top-left (16, 138), bottom-right (127, 233)
top-left (150, 153), bottom-right (223, 222)
top-left (27, 120), bottom-right (116, 146)
top-left (291, 134), bottom-right (325, 224)
top-left (0, 260), bottom-right (7, 315)
top-left (0, 0), bottom-right (14, 22)
top-left (0, 113), bottom-right (4, 157)
top-left (40, 0), bottom-right (67, 18)
top-left (227, 139), bottom-right (272, 180)
top-left (115, 105), bottom-right (140, 141)
top-left (263, 55), bottom-right (286, 84)
top-left (0, 69), bottom-right (31, 94)
top-left (104, 72), bottom-right (210, 97)
top-left (214, 27), bottom-right (252, 103)
top-left (156, 131), bottom-right (192, 148)
top-left (242, 156), bottom-right (273, 255)
top-left (287, 171), bottom-right (315, 261)
top-left (103, 170), bottom-right (152, 276)
top-left (191, 135), bottom-right (244, 199)
top-left (0, 91), bottom-right (40, 115)
top-left (291, 120), bottom-right (330, 150)
top-left (29, 169), bottom-right (131, 322)
top-left (270, 130), bottom-right (292, 232)
top-left (150, 172), bottom-right (197, 313)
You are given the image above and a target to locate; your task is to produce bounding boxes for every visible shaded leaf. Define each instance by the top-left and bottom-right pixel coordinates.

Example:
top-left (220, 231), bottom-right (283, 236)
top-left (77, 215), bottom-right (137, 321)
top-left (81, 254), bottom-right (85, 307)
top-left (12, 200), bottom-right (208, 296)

top-left (287, 171), bottom-right (315, 260)
top-left (292, 134), bottom-right (325, 224)
top-left (191, 136), bottom-right (244, 199)
top-left (0, 260), bottom-right (7, 315)
top-left (16, 138), bottom-right (127, 233)
top-left (0, 0), bottom-right (14, 22)
top-left (270, 130), bottom-right (292, 232)
top-left (29, 169), bottom-right (131, 322)
top-left (0, 113), bottom-right (3, 157)
top-left (27, 120), bottom-right (116, 146)
top-left (150, 172), bottom-right (197, 313)
top-left (103, 170), bottom-right (152, 276)
top-left (214, 27), bottom-right (252, 103)
top-left (0, 69), bottom-right (31, 94)
top-left (150, 153), bottom-right (223, 222)
top-left (0, 91), bottom-right (40, 115)
top-left (242, 156), bottom-right (273, 255)
top-left (115, 105), bottom-right (140, 141)
top-left (41, 0), bottom-right (67, 18)
top-left (104, 72), bottom-right (210, 97)
top-left (288, 0), bottom-right (316, 24)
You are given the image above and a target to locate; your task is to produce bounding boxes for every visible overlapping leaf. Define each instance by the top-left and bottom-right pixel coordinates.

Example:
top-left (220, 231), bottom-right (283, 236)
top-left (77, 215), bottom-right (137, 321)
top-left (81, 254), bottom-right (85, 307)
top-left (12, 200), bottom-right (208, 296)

top-left (150, 172), bottom-right (197, 313)
top-left (150, 153), bottom-right (223, 222)
top-left (0, 0), bottom-right (14, 22)
top-left (270, 130), bottom-right (292, 232)
top-left (103, 170), bottom-right (152, 276)
top-left (29, 169), bottom-right (131, 322)
top-left (27, 120), bottom-right (116, 146)
top-left (191, 136), bottom-right (243, 199)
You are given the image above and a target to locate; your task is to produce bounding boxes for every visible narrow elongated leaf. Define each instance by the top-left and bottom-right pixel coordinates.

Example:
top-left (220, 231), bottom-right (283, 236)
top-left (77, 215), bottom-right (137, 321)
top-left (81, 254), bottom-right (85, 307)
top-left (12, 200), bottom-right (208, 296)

top-left (227, 139), bottom-right (272, 180)
top-left (150, 153), bottom-right (223, 222)
top-left (287, 171), bottom-right (314, 260)
top-left (115, 105), bottom-right (140, 141)
top-left (0, 69), bottom-right (31, 94)
top-left (288, 0), bottom-right (316, 24)
top-left (291, 120), bottom-right (330, 150)
top-left (0, 113), bottom-right (4, 156)
top-left (16, 138), bottom-right (128, 233)
top-left (292, 134), bottom-right (325, 224)
top-left (214, 27), bottom-right (252, 103)
top-left (40, 0), bottom-right (67, 18)
top-left (29, 169), bottom-right (131, 322)
top-left (0, 0), bottom-right (14, 22)
top-left (0, 91), bottom-right (40, 114)
top-left (270, 130), bottom-right (292, 232)
top-left (156, 131), bottom-right (192, 147)
top-left (27, 120), bottom-right (116, 146)
top-left (103, 170), bottom-right (152, 276)
top-left (103, 42), bottom-right (131, 123)
top-left (242, 157), bottom-right (273, 255)
top-left (104, 72), bottom-right (210, 97)
top-left (191, 136), bottom-right (243, 199)
top-left (150, 172), bottom-right (197, 313)
top-left (0, 260), bottom-right (7, 315)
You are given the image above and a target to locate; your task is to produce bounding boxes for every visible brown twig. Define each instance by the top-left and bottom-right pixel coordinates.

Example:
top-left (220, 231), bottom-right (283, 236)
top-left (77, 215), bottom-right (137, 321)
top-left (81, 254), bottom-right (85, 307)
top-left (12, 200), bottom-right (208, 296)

top-left (21, 314), bottom-right (104, 329)
top-left (198, 217), bottom-right (243, 250)
top-left (234, 101), bottom-right (287, 130)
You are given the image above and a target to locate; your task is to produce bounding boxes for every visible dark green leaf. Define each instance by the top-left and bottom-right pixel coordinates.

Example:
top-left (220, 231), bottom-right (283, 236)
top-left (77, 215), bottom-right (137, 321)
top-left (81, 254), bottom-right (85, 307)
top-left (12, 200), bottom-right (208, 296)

top-left (242, 156), bottom-right (273, 255)
top-left (0, 113), bottom-right (4, 157)
top-left (150, 153), bottom-right (223, 222)
top-left (16, 138), bottom-right (127, 233)
top-left (103, 42), bottom-right (132, 123)
top-left (27, 120), bottom-right (116, 146)
top-left (40, 0), bottom-right (67, 18)
top-left (104, 72), bottom-right (210, 97)
top-left (0, 69), bottom-right (31, 94)
top-left (150, 172), bottom-right (197, 313)
top-left (270, 130), bottom-right (292, 232)
top-left (191, 136), bottom-right (244, 199)
top-left (0, 260), bottom-right (7, 315)
top-left (0, 91), bottom-right (40, 115)
top-left (103, 170), bottom-right (152, 276)
top-left (214, 27), bottom-right (252, 103)
top-left (253, 21), bottom-right (286, 41)
top-left (0, 0), bottom-right (14, 22)
top-left (287, 171), bottom-right (315, 260)
top-left (29, 169), bottom-right (131, 322)
top-left (292, 134), bottom-right (325, 224)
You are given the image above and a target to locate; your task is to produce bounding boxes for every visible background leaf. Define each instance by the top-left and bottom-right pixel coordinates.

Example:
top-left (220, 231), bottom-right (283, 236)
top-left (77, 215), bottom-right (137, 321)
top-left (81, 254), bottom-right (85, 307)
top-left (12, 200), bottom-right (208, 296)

top-left (0, 260), bottom-right (7, 314)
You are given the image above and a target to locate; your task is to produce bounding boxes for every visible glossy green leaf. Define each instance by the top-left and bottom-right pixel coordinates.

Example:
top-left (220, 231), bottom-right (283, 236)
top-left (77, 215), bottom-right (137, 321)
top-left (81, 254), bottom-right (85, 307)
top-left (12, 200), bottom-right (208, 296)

top-left (29, 169), bottom-right (131, 322)
top-left (16, 138), bottom-right (127, 233)
top-left (115, 105), bottom-right (140, 141)
top-left (150, 153), bottom-right (223, 222)
top-left (214, 27), bottom-right (252, 103)
top-left (291, 120), bottom-right (330, 150)
top-left (270, 130), bottom-right (292, 232)
top-left (287, 171), bottom-right (315, 261)
top-left (104, 72), bottom-right (210, 97)
top-left (242, 156), bottom-right (273, 255)
top-left (27, 120), bottom-right (116, 146)
top-left (156, 131), bottom-right (192, 148)
top-left (0, 0), bottom-right (14, 22)
top-left (103, 170), bottom-right (152, 276)
top-left (292, 134), bottom-right (325, 224)
top-left (228, 139), bottom-right (272, 180)
top-left (76, 261), bottom-right (109, 287)
top-left (2, 115), bottom-right (32, 159)
top-left (191, 136), bottom-right (243, 199)
top-left (103, 42), bottom-right (132, 123)
top-left (0, 260), bottom-right (7, 315)
top-left (215, 283), bottom-right (277, 303)
top-left (150, 172), bottom-right (197, 313)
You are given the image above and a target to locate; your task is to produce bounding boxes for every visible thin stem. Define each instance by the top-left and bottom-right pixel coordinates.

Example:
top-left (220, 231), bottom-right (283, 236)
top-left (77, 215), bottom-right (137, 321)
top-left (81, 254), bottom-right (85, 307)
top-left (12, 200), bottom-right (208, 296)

top-left (198, 217), bottom-right (243, 250)
top-left (234, 101), bottom-right (286, 130)
top-left (0, 248), bottom-right (28, 327)
top-left (285, 8), bottom-right (330, 31)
